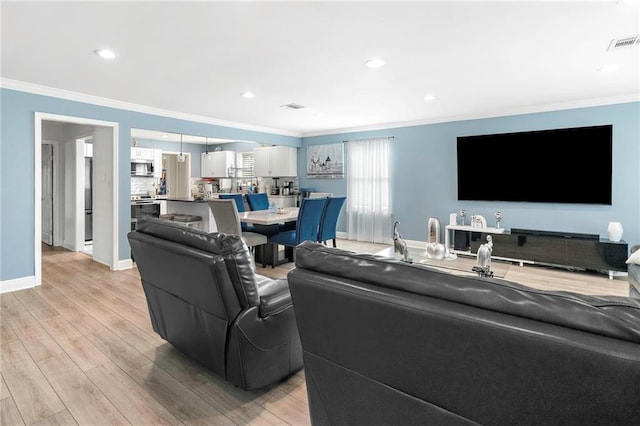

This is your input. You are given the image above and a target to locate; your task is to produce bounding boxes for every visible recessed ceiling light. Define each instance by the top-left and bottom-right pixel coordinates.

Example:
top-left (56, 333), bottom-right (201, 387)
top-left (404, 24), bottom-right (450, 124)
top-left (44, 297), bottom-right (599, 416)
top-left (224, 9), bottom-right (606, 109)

top-left (94, 49), bottom-right (116, 59)
top-left (423, 94), bottom-right (436, 101)
top-left (598, 64), bottom-right (620, 73)
top-left (241, 92), bottom-right (255, 99)
top-left (281, 102), bottom-right (305, 110)
top-left (365, 58), bottom-right (386, 68)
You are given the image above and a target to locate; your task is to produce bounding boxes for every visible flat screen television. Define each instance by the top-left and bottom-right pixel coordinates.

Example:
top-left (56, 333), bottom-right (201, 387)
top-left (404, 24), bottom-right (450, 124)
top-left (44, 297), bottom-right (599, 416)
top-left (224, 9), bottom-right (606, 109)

top-left (456, 124), bottom-right (612, 205)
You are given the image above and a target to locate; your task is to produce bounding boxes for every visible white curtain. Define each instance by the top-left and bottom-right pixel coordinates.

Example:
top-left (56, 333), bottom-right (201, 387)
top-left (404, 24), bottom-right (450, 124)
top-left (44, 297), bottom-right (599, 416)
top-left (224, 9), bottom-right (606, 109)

top-left (346, 138), bottom-right (391, 243)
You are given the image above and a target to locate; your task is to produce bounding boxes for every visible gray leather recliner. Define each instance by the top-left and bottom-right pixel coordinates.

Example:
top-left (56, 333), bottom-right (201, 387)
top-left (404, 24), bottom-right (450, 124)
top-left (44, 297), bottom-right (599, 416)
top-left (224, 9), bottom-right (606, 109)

top-left (128, 217), bottom-right (302, 390)
top-left (289, 241), bottom-right (640, 425)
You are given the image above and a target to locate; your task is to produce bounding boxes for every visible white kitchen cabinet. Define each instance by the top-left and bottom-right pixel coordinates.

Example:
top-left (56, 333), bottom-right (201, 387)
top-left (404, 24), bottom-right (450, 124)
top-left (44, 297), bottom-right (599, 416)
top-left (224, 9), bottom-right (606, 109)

top-left (201, 151), bottom-right (235, 178)
top-left (252, 147), bottom-right (272, 177)
top-left (131, 147), bottom-right (155, 161)
top-left (153, 149), bottom-right (163, 178)
top-left (253, 146), bottom-right (297, 177)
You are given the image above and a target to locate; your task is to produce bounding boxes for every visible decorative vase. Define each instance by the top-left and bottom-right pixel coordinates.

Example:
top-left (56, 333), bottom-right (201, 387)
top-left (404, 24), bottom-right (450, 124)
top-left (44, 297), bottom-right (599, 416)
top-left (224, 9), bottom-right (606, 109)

top-left (427, 217), bottom-right (441, 244)
top-left (607, 221), bottom-right (623, 242)
top-left (426, 242), bottom-right (446, 260)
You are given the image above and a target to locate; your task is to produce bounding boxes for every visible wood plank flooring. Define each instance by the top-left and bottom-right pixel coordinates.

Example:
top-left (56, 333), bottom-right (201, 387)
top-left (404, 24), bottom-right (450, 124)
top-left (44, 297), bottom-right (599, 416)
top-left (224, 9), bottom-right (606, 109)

top-left (1, 240), bottom-right (630, 425)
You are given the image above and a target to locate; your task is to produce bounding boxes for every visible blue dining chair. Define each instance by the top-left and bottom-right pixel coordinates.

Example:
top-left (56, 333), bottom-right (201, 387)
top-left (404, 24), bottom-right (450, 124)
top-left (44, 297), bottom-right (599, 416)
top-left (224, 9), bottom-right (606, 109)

top-left (219, 194), bottom-right (253, 231)
top-left (317, 196), bottom-right (346, 247)
top-left (268, 197), bottom-right (327, 267)
top-left (246, 193), bottom-right (270, 211)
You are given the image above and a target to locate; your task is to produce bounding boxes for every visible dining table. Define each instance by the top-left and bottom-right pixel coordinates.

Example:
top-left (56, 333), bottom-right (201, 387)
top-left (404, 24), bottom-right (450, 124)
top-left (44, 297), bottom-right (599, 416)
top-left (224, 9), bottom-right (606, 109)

top-left (238, 207), bottom-right (299, 226)
top-left (239, 207), bottom-right (299, 266)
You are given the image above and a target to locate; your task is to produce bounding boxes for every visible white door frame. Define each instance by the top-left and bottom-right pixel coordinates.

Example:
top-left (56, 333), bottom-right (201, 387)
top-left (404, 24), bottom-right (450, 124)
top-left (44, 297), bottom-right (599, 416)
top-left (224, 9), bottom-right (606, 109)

top-left (34, 112), bottom-right (119, 286)
top-left (43, 139), bottom-right (64, 247)
top-left (41, 143), bottom-right (54, 245)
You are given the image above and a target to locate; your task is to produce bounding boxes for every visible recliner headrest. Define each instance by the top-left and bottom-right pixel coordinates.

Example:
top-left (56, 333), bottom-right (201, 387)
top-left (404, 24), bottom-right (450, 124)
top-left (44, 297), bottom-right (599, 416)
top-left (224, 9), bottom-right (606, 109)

top-left (136, 217), bottom-right (244, 254)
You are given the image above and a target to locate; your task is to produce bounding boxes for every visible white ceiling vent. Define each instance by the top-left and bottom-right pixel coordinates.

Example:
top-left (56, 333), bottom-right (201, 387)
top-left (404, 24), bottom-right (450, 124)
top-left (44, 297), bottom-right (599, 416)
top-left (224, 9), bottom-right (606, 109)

top-left (281, 102), bottom-right (305, 110)
top-left (607, 34), bottom-right (640, 51)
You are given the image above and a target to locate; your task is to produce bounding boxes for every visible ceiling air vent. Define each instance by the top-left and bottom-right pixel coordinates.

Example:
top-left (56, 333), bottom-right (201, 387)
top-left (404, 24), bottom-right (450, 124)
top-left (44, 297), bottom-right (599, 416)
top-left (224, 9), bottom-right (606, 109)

top-left (281, 103), bottom-right (305, 110)
top-left (607, 34), bottom-right (640, 51)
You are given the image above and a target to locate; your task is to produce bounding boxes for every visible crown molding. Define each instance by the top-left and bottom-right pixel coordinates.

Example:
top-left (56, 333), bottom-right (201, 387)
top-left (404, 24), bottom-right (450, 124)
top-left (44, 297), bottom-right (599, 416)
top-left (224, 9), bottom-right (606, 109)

top-left (3, 78), bottom-right (637, 140)
top-left (301, 93), bottom-right (640, 138)
top-left (0, 78), bottom-right (302, 138)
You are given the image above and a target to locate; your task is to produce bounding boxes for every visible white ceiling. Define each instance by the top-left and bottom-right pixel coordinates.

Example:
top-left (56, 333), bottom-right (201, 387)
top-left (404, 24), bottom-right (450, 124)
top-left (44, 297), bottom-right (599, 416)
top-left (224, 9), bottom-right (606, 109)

top-left (2, 1), bottom-right (639, 137)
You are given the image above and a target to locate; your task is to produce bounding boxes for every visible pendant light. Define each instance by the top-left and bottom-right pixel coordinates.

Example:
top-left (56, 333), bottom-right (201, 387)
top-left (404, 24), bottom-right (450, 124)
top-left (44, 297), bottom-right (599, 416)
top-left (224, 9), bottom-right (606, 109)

top-left (177, 134), bottom-right (185, 163)
top-left (204, 136), bottom-right (211, 159)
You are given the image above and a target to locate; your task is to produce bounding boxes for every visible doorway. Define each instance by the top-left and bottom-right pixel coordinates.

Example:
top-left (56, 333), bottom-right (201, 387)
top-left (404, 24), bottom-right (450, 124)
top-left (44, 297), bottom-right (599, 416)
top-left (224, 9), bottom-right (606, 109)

top-left (163, 152), bottom-right (191, 199)
top-left (34, 113), bottom-right (119, 286)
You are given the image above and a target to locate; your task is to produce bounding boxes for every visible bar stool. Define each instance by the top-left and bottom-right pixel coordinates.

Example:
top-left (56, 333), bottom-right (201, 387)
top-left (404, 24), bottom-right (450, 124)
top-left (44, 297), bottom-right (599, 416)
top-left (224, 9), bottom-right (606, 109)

top-left (173, 214), bottom-right (203, 230)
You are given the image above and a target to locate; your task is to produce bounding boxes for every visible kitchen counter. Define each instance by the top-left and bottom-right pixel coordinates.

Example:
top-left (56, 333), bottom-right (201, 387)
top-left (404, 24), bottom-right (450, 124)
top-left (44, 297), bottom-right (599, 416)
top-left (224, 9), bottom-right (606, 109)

top-left (166, 199), bottom-right (216, 232)
top-left (166, 198), bottom-right (210, 203)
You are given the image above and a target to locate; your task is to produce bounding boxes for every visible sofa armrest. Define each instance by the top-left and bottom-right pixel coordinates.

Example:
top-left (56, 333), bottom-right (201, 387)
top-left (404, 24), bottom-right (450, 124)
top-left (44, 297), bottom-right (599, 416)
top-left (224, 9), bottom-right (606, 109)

top-left (255, 276), bottom-right (292, 318)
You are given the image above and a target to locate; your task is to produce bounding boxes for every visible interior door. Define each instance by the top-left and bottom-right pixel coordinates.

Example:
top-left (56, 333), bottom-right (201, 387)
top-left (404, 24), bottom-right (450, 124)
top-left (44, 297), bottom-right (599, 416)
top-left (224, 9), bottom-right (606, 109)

top-left (41, 144), bottom-right (54, 245)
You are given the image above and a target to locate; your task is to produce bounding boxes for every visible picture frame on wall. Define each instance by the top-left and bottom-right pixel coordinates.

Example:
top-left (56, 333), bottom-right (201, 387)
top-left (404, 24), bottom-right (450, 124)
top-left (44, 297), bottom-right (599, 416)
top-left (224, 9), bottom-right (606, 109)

top-left (307, 143), bottom-right (344, 178)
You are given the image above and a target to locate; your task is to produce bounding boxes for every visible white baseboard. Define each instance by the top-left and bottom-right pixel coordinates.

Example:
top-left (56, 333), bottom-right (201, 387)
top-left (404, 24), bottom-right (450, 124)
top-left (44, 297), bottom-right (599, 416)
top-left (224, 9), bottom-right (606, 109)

top-left (405, 239), bottom-right (427, 249)
top-left (116, 258), bottom-right (134, 270)
top-left (336, 231), bottom-right (427, 248)
top-left (1, 275), bottom-right (39, 294)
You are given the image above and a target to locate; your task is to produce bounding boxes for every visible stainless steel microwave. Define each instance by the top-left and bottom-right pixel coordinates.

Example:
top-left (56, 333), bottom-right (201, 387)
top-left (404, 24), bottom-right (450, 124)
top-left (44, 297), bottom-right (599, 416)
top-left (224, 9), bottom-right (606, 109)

top-left (131, 160), bottom-right (154, 176)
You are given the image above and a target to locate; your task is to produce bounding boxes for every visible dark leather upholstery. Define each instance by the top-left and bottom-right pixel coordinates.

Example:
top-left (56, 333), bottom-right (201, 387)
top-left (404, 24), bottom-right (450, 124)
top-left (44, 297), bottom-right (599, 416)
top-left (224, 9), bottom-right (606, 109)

top-left (128, 217), bottom-right (302, 390)
top-left (288, 241), bottom-right (640, 425)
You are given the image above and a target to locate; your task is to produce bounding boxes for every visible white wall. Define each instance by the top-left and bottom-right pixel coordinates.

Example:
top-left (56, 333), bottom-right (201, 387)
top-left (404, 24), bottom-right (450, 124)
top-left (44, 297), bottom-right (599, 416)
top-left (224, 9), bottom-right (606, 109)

top-left (91, 126), bottom-right (114, 266)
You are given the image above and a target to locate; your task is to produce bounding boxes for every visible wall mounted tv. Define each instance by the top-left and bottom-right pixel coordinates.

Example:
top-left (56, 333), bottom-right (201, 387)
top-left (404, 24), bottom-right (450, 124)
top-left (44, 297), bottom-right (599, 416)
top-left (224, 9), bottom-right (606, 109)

top-left (456, 124), bottom-right (612, 205)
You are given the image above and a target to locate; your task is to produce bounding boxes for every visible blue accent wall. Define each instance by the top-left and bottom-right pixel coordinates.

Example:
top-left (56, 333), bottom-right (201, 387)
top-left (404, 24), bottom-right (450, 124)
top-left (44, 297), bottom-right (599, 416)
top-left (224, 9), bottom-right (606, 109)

top-left (1, 85), bottom-right (638, 283)
top-left (299, 102), bottom-right (640, 246)
top-left (0, 88), bottom-right (300, 281)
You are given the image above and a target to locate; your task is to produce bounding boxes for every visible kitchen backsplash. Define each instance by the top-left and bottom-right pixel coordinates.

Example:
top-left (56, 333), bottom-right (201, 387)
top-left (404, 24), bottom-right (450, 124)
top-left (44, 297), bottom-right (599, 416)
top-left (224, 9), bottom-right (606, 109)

top-left (131, 177), bottom-right (159, 195)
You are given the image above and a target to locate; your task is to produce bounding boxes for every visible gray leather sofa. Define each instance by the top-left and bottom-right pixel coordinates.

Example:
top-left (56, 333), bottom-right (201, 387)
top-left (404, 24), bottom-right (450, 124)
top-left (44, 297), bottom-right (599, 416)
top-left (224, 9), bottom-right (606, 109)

top-left (288, 241), bottom-right (640, 425)
top-left (128, 217), bottom-right (302, 390)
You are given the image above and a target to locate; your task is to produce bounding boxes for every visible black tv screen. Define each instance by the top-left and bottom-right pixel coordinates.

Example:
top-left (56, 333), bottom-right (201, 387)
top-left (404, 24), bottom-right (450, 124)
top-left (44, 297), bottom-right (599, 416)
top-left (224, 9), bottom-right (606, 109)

top-left (456, 125), bottom-right (612, 205)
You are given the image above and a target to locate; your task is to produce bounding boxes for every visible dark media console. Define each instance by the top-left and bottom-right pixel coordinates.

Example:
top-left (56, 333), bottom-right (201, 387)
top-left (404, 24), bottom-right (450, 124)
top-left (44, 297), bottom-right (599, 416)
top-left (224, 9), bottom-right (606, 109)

top-left (452, 228), bottom-right (627, 278)
top-left (509, 228), bottom-right (600, 241)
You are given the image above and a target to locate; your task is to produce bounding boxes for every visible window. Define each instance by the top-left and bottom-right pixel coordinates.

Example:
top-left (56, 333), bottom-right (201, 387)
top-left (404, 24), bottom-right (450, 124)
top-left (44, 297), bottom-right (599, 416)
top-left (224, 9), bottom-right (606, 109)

top-left (346, 138), bottom-right (391, 243)
top-left (237, 152), bottom-right (254, 178)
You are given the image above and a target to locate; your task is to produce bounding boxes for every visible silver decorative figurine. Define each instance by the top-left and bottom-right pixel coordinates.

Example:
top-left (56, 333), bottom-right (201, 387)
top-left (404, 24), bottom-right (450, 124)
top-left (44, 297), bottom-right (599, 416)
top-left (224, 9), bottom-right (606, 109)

top-left (472, 235), bottom-right (494, 278)
top-left (393, 221), bottom-right (412, 263)
top-left (494, 211), bottom-right (502, 229)
top-left (459, 209), bottom-right (467, 226)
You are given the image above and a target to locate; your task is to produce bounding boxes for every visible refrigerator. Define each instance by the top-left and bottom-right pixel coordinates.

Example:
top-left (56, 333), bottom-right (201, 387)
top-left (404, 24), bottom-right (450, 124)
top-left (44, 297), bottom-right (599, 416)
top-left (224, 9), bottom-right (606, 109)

top-left (85, 157), bottom-right (93, 241)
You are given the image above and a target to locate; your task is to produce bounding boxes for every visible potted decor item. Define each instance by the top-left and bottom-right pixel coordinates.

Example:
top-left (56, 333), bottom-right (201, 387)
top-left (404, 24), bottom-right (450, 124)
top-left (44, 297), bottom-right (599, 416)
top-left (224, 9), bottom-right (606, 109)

top-left (426, 217), bottom-right (445, 260)
top-left (607, 221), bottom-right (623, 242)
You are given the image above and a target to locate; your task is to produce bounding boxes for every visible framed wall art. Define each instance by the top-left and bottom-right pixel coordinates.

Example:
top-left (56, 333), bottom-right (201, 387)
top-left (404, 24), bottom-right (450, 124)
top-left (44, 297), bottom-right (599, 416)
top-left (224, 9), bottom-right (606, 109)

top-left (307, 143), bottom-right (344, 178)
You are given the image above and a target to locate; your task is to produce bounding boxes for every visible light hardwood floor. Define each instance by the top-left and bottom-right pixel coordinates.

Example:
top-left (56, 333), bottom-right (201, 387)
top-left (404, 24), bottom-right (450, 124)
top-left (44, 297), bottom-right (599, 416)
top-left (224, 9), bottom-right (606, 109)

top-left (1, 240), bottom-right (630, 425)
